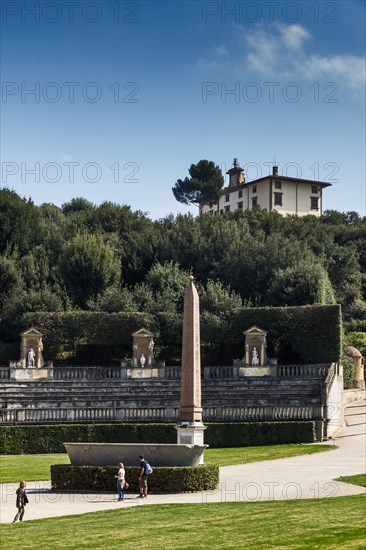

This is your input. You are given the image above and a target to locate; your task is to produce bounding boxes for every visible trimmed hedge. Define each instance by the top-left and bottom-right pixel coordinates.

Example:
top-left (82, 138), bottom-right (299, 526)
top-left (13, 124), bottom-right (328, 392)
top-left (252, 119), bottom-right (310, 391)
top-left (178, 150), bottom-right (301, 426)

top-left (23, 304), bottom-right (342, 365)
top-left (0, 421), bottom-right (315, 455)
top-left (50, 464), bottom-right (219, 493)
top-left (201, 305), bottom-right (342, 365)
top-left (22, 311), bottom-right (156, 362)
top-left (205, 421), bottom-right (315, 446)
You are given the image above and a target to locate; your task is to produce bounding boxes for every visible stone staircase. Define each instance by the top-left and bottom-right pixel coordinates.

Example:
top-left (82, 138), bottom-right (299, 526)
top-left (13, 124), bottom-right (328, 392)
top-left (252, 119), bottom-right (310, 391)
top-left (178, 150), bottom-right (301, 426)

top-left (0, 376), bottom-right (324, 423)
top-left (340, 400), bottom-right (366, 437)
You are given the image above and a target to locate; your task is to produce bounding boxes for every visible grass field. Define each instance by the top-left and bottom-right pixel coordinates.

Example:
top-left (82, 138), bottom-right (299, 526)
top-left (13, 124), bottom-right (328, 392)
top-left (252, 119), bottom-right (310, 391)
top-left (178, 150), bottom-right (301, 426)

top-left (1, 496), bottom-right (365, 549)
top-left (336, 474), bottom-right (366, 488)
top-left (0, 453), bottom-right (70, 483)
top-left (0, 444), bottom-right (336, 483)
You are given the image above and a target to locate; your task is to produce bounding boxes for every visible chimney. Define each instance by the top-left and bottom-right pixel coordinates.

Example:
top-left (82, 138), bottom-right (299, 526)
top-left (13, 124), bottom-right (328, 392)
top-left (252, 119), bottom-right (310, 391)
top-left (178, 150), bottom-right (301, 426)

top-left (272, 165), bottom-right (278, 176)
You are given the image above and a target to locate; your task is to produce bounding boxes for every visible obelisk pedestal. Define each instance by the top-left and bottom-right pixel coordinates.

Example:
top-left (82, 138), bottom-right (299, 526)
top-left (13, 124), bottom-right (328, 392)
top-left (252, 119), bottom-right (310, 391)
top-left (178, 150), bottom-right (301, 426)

top-left (176, 278), bottom-right (206, 456)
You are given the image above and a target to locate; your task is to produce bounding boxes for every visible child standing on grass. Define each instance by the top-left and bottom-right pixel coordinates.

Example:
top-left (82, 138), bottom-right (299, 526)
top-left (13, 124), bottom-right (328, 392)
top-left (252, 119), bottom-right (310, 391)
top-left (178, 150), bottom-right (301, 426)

top-left (13, 481), bottom-right (29, 522)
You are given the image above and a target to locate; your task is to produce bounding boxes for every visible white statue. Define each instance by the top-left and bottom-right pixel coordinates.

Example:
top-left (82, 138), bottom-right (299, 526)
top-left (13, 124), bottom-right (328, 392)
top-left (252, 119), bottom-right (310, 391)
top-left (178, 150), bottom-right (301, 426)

top-left (27, 348), bottom-right (36, 367)
top-left (140, 353), bottom-right (146, 367)
top-left (252, 347), bottom-right (259, 366)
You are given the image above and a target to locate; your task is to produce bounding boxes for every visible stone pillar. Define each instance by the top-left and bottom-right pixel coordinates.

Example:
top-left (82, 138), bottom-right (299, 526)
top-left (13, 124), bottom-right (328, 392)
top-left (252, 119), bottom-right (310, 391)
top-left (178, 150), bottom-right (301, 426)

top-left (345, 346), bottom-right (365, 390)
top-left (353, 357), bottom-right (365, 390)
top-left (176, 278), bottom-right (206, 453)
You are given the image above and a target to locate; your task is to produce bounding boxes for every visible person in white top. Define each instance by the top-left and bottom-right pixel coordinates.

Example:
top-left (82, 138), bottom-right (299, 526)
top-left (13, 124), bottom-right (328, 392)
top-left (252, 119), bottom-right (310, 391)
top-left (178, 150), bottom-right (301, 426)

top-left (115, 462), bottom-right (125, 501)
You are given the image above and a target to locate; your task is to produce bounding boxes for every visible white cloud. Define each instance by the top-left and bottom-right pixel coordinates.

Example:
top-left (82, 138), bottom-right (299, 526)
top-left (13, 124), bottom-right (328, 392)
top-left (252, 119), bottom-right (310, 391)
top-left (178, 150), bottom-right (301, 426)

top-left (244, 24), bottom-right (365, 94)
top-left (213, 44), bottom-right (228, 56)
top-left (300, 54), bottom-right (366, 90)
top-left (197, 23), bottom-right (365, 96)
top-left (198, 44), bottom-right (228, 70)
top-left (245, 29), bottom-right (280, 74)
top-left (278, 24), bottom-right (311, 51)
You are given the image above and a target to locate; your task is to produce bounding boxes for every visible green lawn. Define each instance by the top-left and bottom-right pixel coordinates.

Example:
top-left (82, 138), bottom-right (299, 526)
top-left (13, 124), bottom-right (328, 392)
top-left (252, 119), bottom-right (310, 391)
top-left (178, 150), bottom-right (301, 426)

top-left (1, 496), bottom-right (365, 549)
top-left (0, 453), bottom-right (70, 483)
top-left (336, 474), bottom-right (366, 488)
top-left (0, 445), bottom-right (335, 483)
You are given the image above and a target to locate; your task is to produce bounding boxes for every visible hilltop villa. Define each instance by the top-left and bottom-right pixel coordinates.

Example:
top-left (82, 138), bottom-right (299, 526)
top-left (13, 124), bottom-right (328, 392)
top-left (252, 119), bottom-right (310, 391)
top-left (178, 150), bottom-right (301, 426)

top-left (200, 159), bottom-right (332, 217)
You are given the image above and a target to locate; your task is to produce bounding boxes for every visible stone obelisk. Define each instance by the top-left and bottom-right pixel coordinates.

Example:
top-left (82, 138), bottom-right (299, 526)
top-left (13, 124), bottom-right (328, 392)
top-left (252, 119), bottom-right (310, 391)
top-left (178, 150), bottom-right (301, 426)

top-left (176, 277), bottom-right (206, 452)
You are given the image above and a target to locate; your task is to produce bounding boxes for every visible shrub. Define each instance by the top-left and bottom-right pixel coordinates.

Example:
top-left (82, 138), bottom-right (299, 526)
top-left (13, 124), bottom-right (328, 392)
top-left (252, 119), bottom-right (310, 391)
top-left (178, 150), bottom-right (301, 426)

top-left (0, 421), bottom-right (316, 454)
top-left (51, 464), bottom-right (219, 493)
top-left (204, 422), bottom-right (316, 447)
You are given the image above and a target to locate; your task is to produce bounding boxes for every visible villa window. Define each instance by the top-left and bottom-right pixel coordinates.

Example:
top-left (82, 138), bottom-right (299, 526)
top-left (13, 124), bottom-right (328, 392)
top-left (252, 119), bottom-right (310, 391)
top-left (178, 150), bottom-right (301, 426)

top-left (274, 193), bottom-right (283, 206)
top-left (225, 205), bottom-right (231, 212)
top-left (237, 202), bottom-right (243, 209)
top-left (275, 180), bottom-right (282, 189)
top-left (252, 185), bottom-right (257, 194)
top-left (225, 194), bottom-right (230, 202)
top-left (238, 190), bottom-right (243, 198)
top-left (312, 185), bottom-right (318, 194)
top-left (252, 197), bottom-right (257, 208)
top-left (311, 197), bottom-right (319, 210)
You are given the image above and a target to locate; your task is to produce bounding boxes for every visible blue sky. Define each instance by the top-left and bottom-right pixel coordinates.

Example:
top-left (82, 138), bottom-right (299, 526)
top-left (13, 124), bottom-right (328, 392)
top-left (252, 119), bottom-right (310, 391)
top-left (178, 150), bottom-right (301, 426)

top-left (1, 0), bottom-right (365, 218)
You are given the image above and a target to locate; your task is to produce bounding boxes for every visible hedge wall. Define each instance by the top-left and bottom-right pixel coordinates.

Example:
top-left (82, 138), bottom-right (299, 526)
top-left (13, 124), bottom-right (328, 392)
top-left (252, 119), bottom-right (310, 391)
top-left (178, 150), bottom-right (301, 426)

top-left (0, 421), bottom-right (316, 455)
top-left (201, 305), bottom-right (342, 365)
top-left (23, 304), bottom-right (341, 365)
top-left (205, 421), bottom-right (316, 447)
top-left (51, 464), bottom-right (219, 493)
top-left (22, 311), bottom-right (156, 362)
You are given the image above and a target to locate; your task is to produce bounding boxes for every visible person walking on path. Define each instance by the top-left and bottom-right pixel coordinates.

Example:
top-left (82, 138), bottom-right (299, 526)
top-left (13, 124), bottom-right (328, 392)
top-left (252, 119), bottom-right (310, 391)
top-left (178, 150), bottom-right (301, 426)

top-left (13, 481), bottom-right (29, 522)
top-left (115, 462), bottom-right (125, 502)
top-left (138, 455), bottom-right (149, 498)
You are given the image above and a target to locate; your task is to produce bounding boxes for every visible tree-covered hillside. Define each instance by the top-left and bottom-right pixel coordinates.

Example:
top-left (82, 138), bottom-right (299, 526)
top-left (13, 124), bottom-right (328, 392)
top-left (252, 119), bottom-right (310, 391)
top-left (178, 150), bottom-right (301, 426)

top-left (0, 188), bottom-right (365, 359)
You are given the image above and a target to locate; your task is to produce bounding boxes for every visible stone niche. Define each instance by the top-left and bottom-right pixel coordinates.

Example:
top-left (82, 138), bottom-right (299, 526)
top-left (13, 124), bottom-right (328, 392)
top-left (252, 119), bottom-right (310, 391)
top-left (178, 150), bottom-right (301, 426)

top-left (20, 327), bottom-right (44, 368)
top-left (242, 325), bottom-right (272, 377)
top-left (129, 327), bottom-right (158, 378)
top-left (10, 327), bottom-right (52, 381)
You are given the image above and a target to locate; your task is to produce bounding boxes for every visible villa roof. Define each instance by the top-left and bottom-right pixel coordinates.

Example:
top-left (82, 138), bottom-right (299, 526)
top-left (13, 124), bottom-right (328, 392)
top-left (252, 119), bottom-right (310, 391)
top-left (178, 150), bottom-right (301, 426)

top-left (227, 174), bottom-right (332, 193)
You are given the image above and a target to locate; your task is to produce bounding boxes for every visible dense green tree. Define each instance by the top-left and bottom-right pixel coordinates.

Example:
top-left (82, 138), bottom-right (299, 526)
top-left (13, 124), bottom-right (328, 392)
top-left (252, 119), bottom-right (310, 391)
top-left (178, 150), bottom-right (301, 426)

top-left (324, 244), bottom-right (362, 306)
top-left (346, 332), bottom-right (366, 357)
top-left (344, 300), bottom-right (366, 332)
top-left (0, 189), bottom-right (41, 254)
top-left (134, 262), bottom-right (190, 313)
top-left (267, 260), bottom-right (335, 306)
top-left (58, 233), bottom-right (121, 307)
top-left (19, 246), bottom-right (53, 291)
top-left (0, 256), bottom-right (23, 310)
top-left (87, 286), bottom-right (136, 312)
top-left (61, 197), bottom-right (94, 215)
top-left (172, 160), bottom-right (224, 209)
top-left (0, 189), bottom-right (365, 341)
top-left (199, 280), bottom-right (245, 313)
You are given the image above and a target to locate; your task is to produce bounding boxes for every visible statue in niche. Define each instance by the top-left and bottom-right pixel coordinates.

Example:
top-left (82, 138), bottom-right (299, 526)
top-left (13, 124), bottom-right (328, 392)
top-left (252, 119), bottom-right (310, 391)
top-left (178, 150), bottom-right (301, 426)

top-left (27, 348), bottom-right (36, 367)
top-left (140, 354), bottom-right (146, 367)
top-left (251, 347), bottom-right (259, 366)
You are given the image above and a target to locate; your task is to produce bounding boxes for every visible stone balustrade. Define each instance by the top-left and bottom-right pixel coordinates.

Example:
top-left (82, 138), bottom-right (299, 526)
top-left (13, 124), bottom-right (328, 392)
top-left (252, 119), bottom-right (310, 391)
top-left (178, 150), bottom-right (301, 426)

top-left (0, 404), bottom-right (324, 424)
top-left (0, 363), bottom-right (333, 381)
top-left (53, 365), bottom-right (122, 380)
top-left (0, 367), bottom-right (10, 379)
top-left (276, 364), bottom-right (330, 377)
